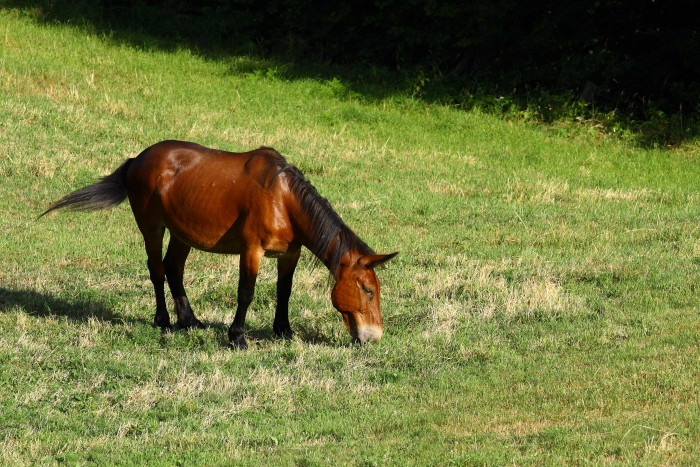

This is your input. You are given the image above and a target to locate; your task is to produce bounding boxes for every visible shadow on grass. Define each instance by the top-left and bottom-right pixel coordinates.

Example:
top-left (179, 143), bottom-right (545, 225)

top-left (6, 0), bottom-right (697, 148)
top-left (0, 286), bottom-right (151, 327)
top-left (0, 286), bottom-right (349, 350)
top-left (228, 321), bottom-right (340, 347)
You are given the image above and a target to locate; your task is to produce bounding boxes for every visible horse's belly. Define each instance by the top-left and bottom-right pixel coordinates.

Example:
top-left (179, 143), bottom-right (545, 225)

top-left (165, 211), bottom-right (293, 256)
top-left (165, 217), bottom-right (244, 254)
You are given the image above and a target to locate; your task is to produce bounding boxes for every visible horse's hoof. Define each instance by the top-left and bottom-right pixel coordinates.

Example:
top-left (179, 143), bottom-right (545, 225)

top-left (177, 318), bottom-right (205, 330)
top-left (154, 321), bottom-right (174, 333)
top-left (229, 336), bottom-right (248, 350)
top-left (273, 325), bottom-right (294, 340)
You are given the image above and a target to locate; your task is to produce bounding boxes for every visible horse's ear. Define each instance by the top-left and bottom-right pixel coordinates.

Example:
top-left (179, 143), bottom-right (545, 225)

top-left (359, 252), bottom-right (399, 269)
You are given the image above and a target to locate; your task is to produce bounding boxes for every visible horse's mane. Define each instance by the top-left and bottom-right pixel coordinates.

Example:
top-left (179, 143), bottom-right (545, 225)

top-left (260, 148), bottom-right (375, 273)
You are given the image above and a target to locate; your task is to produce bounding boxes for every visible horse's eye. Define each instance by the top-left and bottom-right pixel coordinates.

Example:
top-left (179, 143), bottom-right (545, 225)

top-left (362, 286), bottom-right (374, 299)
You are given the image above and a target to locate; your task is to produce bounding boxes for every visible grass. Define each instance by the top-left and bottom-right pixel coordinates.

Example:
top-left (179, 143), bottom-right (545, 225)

top-left (2, 7), bottom-right (700, 465)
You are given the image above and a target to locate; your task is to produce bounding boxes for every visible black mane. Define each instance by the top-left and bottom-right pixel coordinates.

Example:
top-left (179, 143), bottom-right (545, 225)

top-left (264, 150), bottom-right (375, 273)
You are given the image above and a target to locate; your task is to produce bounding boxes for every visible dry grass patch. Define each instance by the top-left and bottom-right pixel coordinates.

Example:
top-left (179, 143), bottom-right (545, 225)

top-left (414, 256), bottom-right (584, 333)
top-left (575, 187), bottom-right (660, 203)
top-left (428, 179), bottom-right (473, 197)
top-left (119, 343), bottom-right (379, 426)
top-left (502, 278), bottom-right (575, 318)
top-left (505, 179), bottom-right (668, 206)
top-left (506, 178), bottom-right (571, 204)
top-left (421, 301), bottom-right (464, 339)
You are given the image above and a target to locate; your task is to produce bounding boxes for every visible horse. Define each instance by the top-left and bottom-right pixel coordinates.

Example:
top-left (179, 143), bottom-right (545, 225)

top-left (40, 140), bottom-right (398, 348)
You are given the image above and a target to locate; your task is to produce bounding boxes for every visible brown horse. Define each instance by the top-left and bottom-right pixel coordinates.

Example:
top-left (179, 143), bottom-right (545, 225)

top-left (41, 140), bottom-right (397, 349)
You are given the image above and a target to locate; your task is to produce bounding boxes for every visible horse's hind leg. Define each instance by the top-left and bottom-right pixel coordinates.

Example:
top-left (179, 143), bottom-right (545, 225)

top-left (143, 226), bottom-right (172, 331)
top-left (163, 236), bottom-right (204, 329)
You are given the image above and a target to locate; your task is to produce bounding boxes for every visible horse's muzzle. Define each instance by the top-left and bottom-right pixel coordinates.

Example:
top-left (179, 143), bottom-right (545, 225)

top-left (354, 325), bottom-right (383, 344)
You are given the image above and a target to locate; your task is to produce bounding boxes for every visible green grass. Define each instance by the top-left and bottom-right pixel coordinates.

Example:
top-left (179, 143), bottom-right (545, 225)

top-left (2, 8), bottom-right (700, 465)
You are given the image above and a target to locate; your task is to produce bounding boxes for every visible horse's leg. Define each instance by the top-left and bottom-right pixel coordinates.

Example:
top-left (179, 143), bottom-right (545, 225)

top-left (228, 248), bottom-right (263, 349)
top-left (143, 226), bottom-right (171, 331)
top-left (273, 248), bottom-right (301, 339)
top-left (163, 236), bottom-right (204, 329)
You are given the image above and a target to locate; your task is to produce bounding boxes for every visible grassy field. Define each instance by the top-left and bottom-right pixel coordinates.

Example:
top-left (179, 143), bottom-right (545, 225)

top-left (2, 8), bottom-right (700, 465)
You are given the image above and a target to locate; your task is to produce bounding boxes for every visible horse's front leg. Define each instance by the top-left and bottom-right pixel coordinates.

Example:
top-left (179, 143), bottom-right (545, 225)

top-left (228, 249), bottom-right (263, 349)
top-left (274, 248), bottom-right (301, 339)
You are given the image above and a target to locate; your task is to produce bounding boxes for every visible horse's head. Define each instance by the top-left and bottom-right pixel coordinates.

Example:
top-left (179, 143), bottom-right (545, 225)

top-left (331, 252), bottom-right (398, 344)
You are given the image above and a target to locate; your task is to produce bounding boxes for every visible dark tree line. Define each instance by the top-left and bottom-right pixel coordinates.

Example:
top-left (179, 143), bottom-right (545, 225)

top-left (9, 0), bottom-right (700, 119)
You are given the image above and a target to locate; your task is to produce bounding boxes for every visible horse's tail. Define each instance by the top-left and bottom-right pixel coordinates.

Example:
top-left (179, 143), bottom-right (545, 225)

top-left (39, 158), bottom-right (134, 218)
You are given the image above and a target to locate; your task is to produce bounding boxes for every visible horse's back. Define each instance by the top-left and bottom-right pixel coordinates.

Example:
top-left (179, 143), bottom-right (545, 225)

top-left (128, 140), bottom-right (284, 186)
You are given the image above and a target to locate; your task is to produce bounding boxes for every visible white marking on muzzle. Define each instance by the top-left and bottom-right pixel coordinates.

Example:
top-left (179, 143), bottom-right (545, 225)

top-left (356, 325), bottom-right (383, 343)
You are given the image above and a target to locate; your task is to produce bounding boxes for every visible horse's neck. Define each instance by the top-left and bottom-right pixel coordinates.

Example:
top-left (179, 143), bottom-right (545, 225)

top-left (300, 227), bottom-right (345, 277)
top-left (288, 201), bottom-right (345, 277)
top-left (316, 235), bottom-right (349, 278)
top-left (281, 176), bottom-right (364, 278)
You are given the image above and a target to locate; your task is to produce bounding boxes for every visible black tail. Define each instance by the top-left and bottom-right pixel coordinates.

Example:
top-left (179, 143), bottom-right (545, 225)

top-left (39, 158), bottom-right (134, 218)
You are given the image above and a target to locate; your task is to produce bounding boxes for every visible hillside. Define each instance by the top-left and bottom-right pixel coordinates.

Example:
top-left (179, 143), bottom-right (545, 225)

top-left (1, 9), bottom-right (699, 464)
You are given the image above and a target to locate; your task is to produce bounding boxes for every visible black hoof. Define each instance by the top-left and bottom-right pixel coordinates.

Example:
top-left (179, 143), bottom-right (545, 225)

top-left (154, 320), bottom-right (174, 333)
top-left (229, 335), bottom-right (248, 350)
top-left (177, 318), bottom-right (206, 330)
top-left (273, 325), bottom-right (294, 340)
